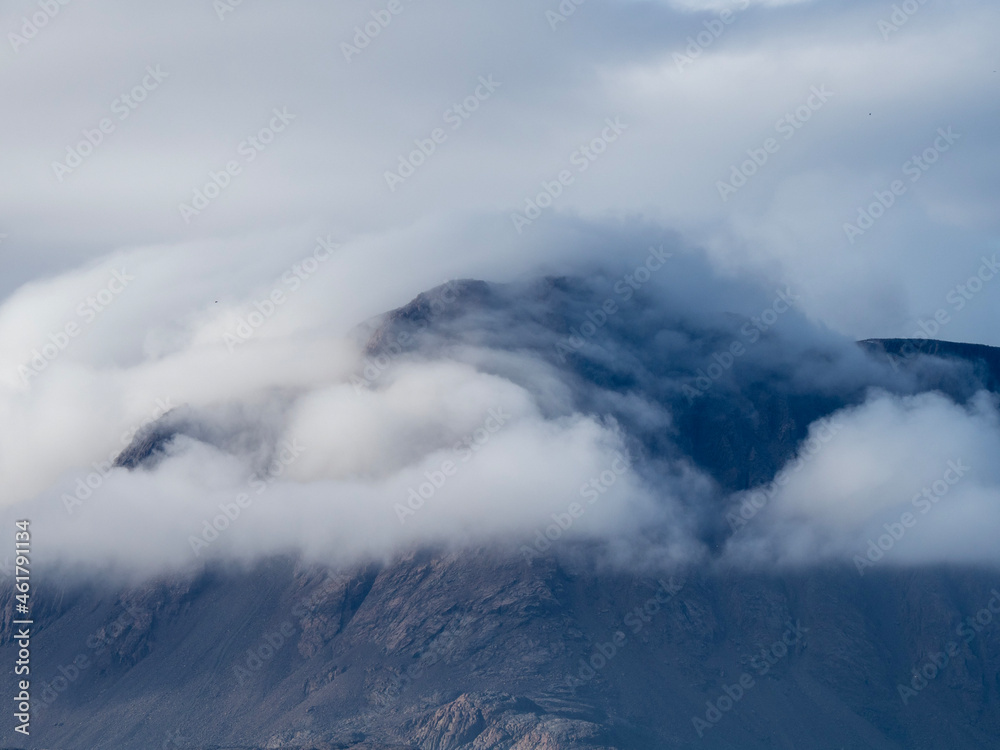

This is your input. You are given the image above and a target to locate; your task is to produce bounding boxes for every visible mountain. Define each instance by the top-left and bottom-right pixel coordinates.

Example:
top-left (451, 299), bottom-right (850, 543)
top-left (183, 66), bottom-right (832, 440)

top-left (3, 279), bottom-right (999, 750)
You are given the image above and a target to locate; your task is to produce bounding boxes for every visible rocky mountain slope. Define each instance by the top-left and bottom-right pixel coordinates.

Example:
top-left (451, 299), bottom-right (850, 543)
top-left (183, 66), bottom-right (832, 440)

top-left (3, 279), bottom-right (999, 749)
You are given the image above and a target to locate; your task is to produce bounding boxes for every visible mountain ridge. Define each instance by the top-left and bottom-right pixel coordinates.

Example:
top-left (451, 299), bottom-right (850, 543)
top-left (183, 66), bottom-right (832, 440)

top-left (4, 279), bottom-right (1000, 749)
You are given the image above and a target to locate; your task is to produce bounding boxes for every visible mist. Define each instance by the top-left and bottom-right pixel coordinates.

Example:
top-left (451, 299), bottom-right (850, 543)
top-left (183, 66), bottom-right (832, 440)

top-left (0, 219), bottom-right (997, 580)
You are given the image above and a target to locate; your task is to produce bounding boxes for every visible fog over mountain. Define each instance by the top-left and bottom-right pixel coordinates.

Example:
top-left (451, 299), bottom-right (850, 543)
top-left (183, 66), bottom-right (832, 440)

top-left (1, 236), bottom-right (999, 580)
top-left (3, 264), bottom-right (1000, 749)
top-left (2, 1), bottom-right (999, 748)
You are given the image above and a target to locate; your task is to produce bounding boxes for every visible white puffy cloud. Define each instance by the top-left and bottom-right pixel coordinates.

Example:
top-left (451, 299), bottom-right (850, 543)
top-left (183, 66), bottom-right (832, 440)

top-left (726, 390), bottom-right (1000, 568)
top-left (0, 0), bottom-right (997, 343)
top-left (1, 0), bottom-right (999, 578)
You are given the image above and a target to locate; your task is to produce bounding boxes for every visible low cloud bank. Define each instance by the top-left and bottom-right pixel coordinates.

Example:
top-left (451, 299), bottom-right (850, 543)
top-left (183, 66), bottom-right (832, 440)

top-left (1, 227), bottom-right (997, 578)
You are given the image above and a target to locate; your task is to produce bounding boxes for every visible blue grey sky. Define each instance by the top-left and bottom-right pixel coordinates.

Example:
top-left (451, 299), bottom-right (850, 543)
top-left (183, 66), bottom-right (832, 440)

top-left (1, 0), bottom-right (998, 574)
top-left (1, 0), bottom-right (997, 342)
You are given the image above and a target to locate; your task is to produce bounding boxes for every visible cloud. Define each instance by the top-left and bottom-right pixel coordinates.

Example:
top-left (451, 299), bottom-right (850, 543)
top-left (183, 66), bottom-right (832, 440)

top-left (1, 0), bottom-right (999, 579)
top-left (2, 210), bottom-right (998, 581)
top-left (0, 0), bottom-right (998, 344)
top-left (725, 389), bottom-right (1000, 568)
top-left (7, 354), bottom-right (701, 580)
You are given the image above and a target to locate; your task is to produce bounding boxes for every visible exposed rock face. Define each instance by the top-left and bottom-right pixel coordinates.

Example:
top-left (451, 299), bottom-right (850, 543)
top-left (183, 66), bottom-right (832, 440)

top-left (4, 279), bottom-right (1000, 749)
top-left (5, 556), bottom-right (1000, 749)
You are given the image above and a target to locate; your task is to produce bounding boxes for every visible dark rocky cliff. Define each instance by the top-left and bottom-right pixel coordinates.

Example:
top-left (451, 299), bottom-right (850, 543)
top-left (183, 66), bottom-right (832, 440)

top-left (3, 279), bottom-right (999, 749)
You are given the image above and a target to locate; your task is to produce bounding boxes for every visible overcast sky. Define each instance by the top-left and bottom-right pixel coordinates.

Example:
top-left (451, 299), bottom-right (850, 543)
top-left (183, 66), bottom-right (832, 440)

top-left (1, 0), bottom-right (997, 344)
top-left (1, 0), bottom-right (998, 576)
